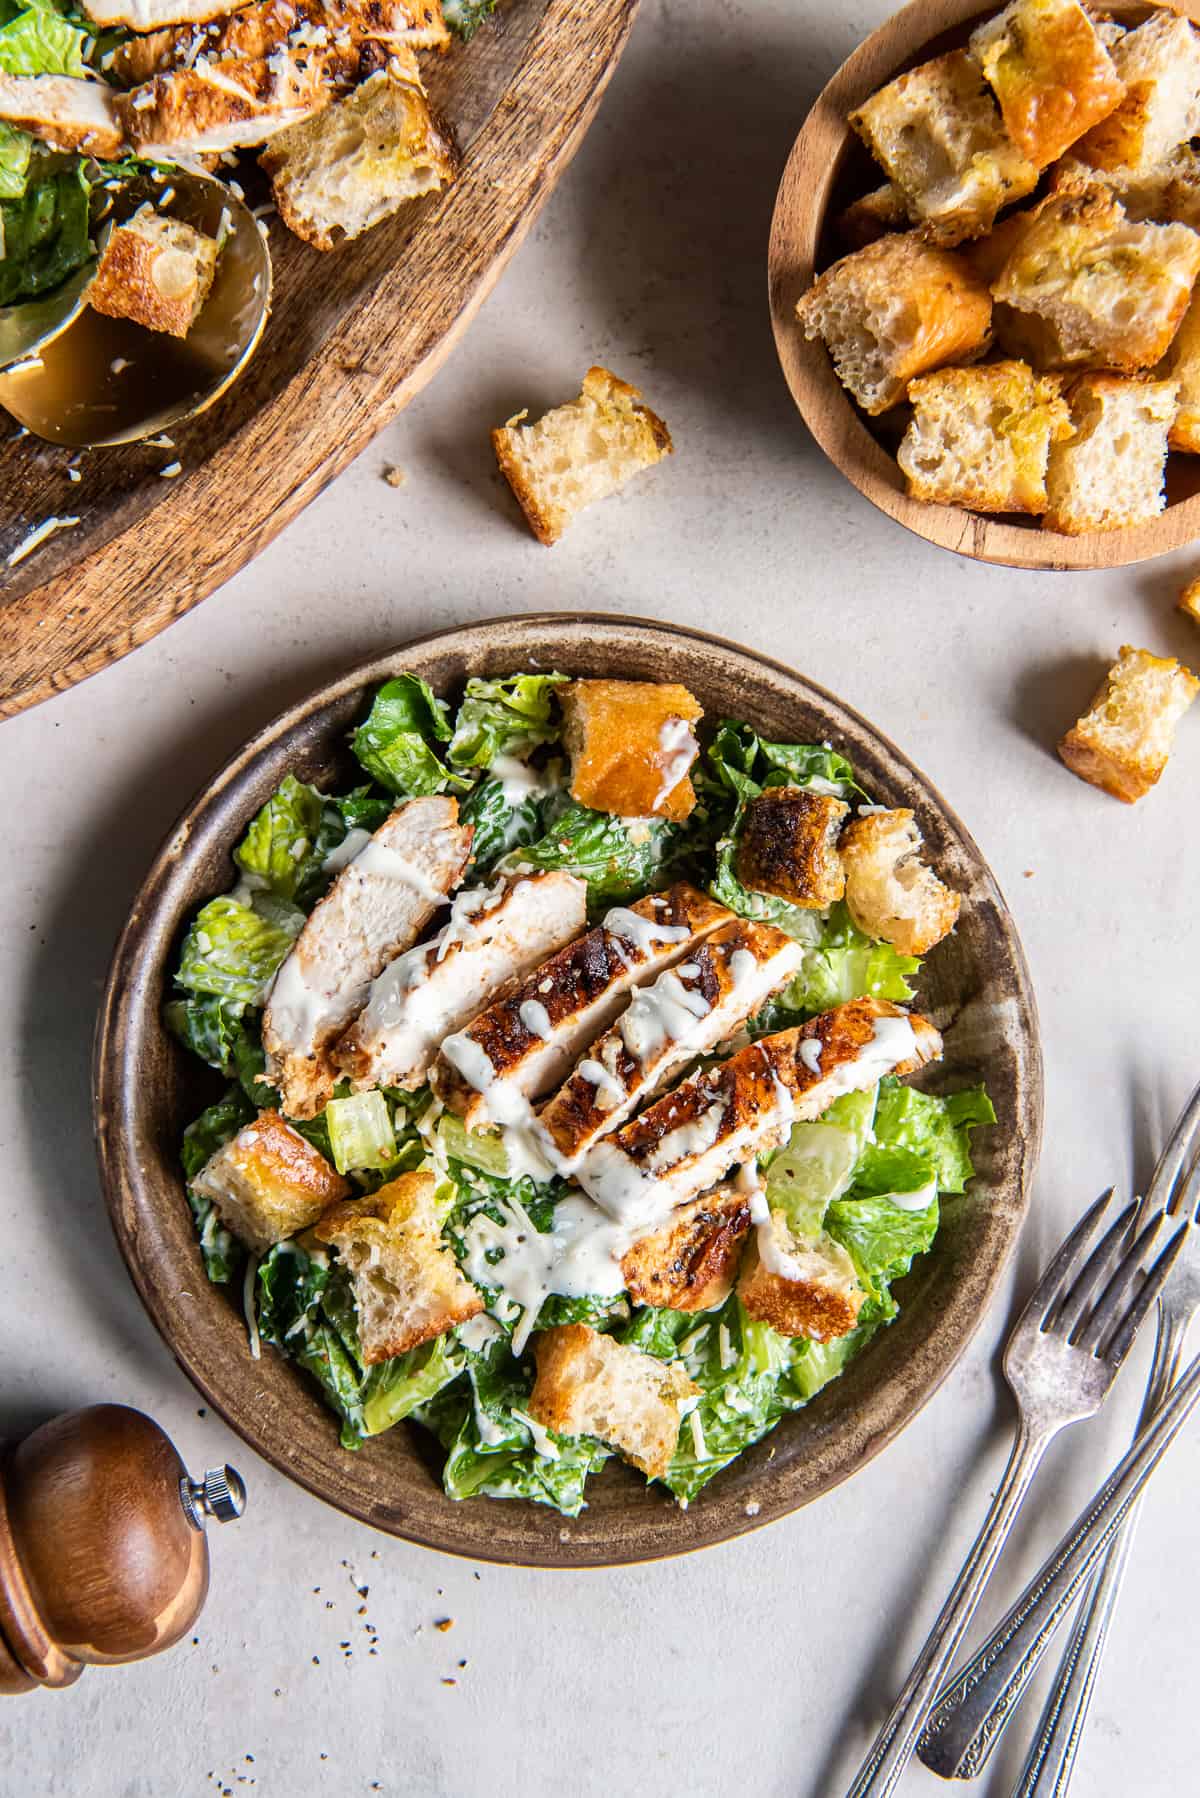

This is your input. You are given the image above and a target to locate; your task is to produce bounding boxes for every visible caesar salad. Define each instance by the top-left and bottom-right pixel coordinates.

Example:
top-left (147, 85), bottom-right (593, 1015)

top-left (168, 669), bottom-right (993, 1516)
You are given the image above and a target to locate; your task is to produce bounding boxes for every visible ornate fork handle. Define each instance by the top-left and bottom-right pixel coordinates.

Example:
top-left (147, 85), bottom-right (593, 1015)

top-left (917, 1344), bottom-right (1200, 1780)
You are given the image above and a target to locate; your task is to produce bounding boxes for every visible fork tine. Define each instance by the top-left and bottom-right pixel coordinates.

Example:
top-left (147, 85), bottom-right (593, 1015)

top-left (1023, 1189), bottom-right (1117, 1328)
top-left (1095, 1220), bottom-right (1191, 1367)
top-left (1147, 1078), bottom-right (1200, 1215)
top-left (1072, 1207), bottom-right (1169, 1353)
top-left (1044, 1198), bottom-right (1141, 1337)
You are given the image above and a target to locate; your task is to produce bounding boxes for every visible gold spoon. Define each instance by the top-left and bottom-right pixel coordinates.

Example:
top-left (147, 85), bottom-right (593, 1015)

top-left (0, 165), bottom-right (271, 449)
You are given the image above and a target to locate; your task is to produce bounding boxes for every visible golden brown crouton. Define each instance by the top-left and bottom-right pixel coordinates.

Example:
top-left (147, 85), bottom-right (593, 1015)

top-left (314, 1170), bottom-right (482, 1363)
top-left (1179, 574), bottom-right (1200, 623)
top-left (1058, 645), bottom-right (1198, 802)
top-left (1053, 146), bottom-right (1200, 231)
top-left (527, 1324), bottom-right (697, 1480)
top-left (1044, 374), bottom-right (1177, 533)
top-left (89, 205), bottom-right (219, 339)
top-left (849, 49), bottom-right (1039, 244)
top-left (736, 786), bottom-right (848, 909)
top-left (492, 367), bottom-right (672, 546)
top-left (835, 182), bottom-right (910, 250)
top-left (839, 809), bottom-right (961, 956)
top-left (1075, 10), bottom-right (1200, 176)
top-left (738, 1216), bottom-right (865, 1342)
top-left (1163, 287), bottom-right (1200, 452)
top-left (796, 232), bottom-right (993, 415)
top-left (897, 361), bottom-right (1071, 513)
top-left (991, 187), bottom-right (1200, 372)
top-left (190, 1111), bottom-right (349, 1253)
top-left (969, 0), bottom-right (1124, 168)
top-left (560, 678), bottom-right (702, 821)
top-left (620, 1186), bottom-right (752, 1313)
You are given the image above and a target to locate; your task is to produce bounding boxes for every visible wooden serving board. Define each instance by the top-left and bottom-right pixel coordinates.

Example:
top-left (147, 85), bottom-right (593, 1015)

top-left (0, 0), bottom-right (639, 720)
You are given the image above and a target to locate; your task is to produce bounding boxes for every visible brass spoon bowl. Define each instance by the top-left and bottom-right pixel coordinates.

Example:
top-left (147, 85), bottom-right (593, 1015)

top-left (0, 167), bottom-right (271, 449)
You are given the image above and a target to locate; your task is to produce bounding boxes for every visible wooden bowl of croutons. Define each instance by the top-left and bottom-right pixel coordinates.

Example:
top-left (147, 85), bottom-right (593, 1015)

top-left (770, 0), bottom-right (1200, 569)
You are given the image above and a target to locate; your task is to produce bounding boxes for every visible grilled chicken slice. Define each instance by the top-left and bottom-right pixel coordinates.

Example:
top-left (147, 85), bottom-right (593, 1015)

top-left (620, 1184), bottom-right (752, 1313)
top-left (263, 795), bottom-right (472, 1119)
top-left (83, 0), bottom-right (251, 28)
top-left (431, 884), bottom-right (733, 1129)
top-left (84, 0), bottom-right (448, 39)
top-left (0, 75), bottom-right (122, 158)
top-left (116, 51), bottom-right (329, 156)
top-left (109, 3), bottom-right (435, 90)
top-left (538, 918), bottom-right (805, 1166)
top-left (336, 870), bottom-right (588, 1093)
top-left (578, 997), bottom-right (943, 1227)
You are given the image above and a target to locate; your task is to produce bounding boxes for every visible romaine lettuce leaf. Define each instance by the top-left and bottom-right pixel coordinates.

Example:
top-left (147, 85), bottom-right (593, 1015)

top-left (826, 1190), bottom-right (940, 1284)
top-left (166, 992), bottom-right (247, 1074)
top-left (763, 1088), bottom-right (877, 1237)
top-left (361, 1333), bottom-right (466, 1437)
top-left (442, 0), bottom-right (498, 39)
top-left (0, 121), bottom-right (31, 200)
top-left (507, 800), bottom-right (679, 906)
top-left (325, 1089), bottom-right (396, 1173)
top-left (749, 904), bottom-right (919, 1035)
top-left (863, 1078), bottom-right (996, 1194)
top-left (447, 671), bottom-right (567, 768)
top-left (351, 674), bottom-right (465, 797)
top-left (0, 162), bottom-right (91, 306)
top-left (758, 739), bottom-right (862, 798)
top-left (0, 2), bottom-right (88, 76)
top-left (233, 774), bottom-right (324, 901)
top-left (460, 772), bottom-right (547, 873)
top-left (175, 893), bottom-right (303, 1004)
top-left (181, 1087), bottom-right (254, 1283)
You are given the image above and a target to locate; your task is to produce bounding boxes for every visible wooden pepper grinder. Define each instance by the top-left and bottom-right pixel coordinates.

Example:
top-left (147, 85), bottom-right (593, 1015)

top-left (0, 1404), bottom-right (245, 1695)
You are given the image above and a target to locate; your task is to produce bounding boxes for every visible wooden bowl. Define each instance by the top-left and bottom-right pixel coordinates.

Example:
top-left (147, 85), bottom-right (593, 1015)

top-left (769, 0), bottom-right (1200, 571)
top-left (93, 615), bottom-right (1042, 1566)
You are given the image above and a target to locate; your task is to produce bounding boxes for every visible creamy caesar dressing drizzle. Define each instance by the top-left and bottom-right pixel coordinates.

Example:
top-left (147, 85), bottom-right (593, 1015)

top-left (799, 1037), bottom-right (824, 1076)
top-left (518, 998), bottom-right (554, 1040)
top-left (350, 837), bottom-right (448, 904)
top-left (512, 1407), bottom-right (561, 1461)
top-left (618, 965), bottom-right (712, 1065)
top-left (805, 775), bottom-right (848, 799)
top-left (601, 902), bottom-right (692, 961)
top-left (322, 827), bottom-right (372, 874)
top-left (576, 1057), bottom-right (627, 1112)
top-left (654, 715), bottom-right (698, 807)
top-left (458, 1313), bottom-right (503, 1352)
top-left (887, 1180), bottom-right (939, 1214)
top-left (263, 950), bottom-right (328, 1052)
top-left (646, 1099), bottom-right (727, 1174)
top-left (461, 1191), bottom-right (631, 1354)
top-left (490, 754), bottom-right (547, 805)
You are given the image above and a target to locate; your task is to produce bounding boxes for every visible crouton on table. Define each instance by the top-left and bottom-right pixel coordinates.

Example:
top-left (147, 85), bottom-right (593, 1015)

top-left (89, 204), bottom-right (219, 338)
top-left (839, 808), bottom-right (961, 956)
top-left (897, 361), bottom-right (1071, 513)
top-left (1058, 645), bottom-right (1197, 802)
top-left (560, 677), bottom-right (702, 821)
top-left (736, 786), bottom-right (848, 908)
top-left (991, 187), bottom-right (1200, 371)
top-left (314, 1170), bottom-right (482, 1363)
top-left (491, 367), bottom-right (672, 546)
top-left (1044, 374), bottom-right (1177, 533)
top-left (969, 0), bottom-right (1125, 168)
top-left (190, 1111), bottom-right (349, 1253)
top-left (797, 232), bottom-right (994, 416)
top-left (849, 50), bottom-right (1039, 244)
top-left (528, 1323), bottom-right (697, 1481)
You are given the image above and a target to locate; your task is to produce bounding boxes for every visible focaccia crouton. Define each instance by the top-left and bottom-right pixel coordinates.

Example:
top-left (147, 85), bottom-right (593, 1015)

top-left (527, 1324), bottom-right (697, 1480)
top-left (839, 809), bottom-right (961, 955)
top-left (1044, 374), bottom-right (1177, 533)
top-left (314, 1170), bottom-right (482, 1363)
top-left (259, 63), bottom-right (456, 251)
top-left (991, 187), bottom-right (1200, 372)
top-left (968, 0), bottom-right (1124, 168)
top-left (736, 786), bottom-right (849, 908)
top-left (849, 50), bottom-right (1039, 244)
top-left (1075, 11), bottom-right (1200, 176)
top-left (1058, 645), bottom-right (1198, 802)
top-left (620, 1186), bottom-right (752, 1313)
top-left (835, 182), bottom-right (910, 250)
top-left (88, 204), bottom-right (218, 338)
top-left (795, 231), bottom-right (993, 415)
top-left (738, 1215), bottom-right (865, 1342)
top-left (491, 367), bottom-right (672, 546)
top-left (1179, 573), bottom-right (1200, 623)
top-left (1053, 147), bottom-right (1200, 231)
top-left (897, 361), bottom-right (1071, 513)
top-left (190, 1111), bottom-right (349, 1253)
top-left (560, 678), bottom-right (702, 820)
top-left (1162, 288), bottom-right (1200, 452)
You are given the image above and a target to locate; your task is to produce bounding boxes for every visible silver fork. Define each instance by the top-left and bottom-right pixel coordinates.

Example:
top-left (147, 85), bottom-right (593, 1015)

top-left (843, 1188), bottom-right (1185, 1798)
top-left (915, 1082), bottom-right (1200, 1788)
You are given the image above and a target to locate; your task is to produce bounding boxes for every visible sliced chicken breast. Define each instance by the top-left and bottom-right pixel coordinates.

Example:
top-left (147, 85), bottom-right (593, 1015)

top-left (262, 794), bottom-right (472, 1119)
top-left (110, 4), bottom-right (432, 91)
top-left (83, 0), bottom-right (249, 29)
top-left (0, 75), bottom-right (123, 158)
top-left (538, 918), bottom-right (805, 1166)
top-left (431, 883), bottom-right (733, 1129)
top-left (336, 870), bottom-right (588, 1093)
top-left (116, 52), bottom-right (329, 157)
top-left (577, 997), bottom-right (943, 1228)
top-left (619, 1183), bottom-right (752, 1313)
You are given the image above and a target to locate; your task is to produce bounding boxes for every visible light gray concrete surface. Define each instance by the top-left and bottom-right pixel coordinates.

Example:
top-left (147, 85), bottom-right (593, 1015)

top-left (1, 2), bottom-right (1196, 1793)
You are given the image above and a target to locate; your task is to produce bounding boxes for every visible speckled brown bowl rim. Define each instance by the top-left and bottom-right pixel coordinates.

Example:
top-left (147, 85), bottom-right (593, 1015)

top-left (94, 614), bottom-right (1042, 1566)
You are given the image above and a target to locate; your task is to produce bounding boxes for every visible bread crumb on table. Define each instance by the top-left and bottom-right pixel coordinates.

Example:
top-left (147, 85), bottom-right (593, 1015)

top-left (383, 465), bottom-right (405, 488)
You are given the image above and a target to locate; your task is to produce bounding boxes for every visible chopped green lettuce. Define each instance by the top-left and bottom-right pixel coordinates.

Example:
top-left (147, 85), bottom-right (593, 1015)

top-left (763, 1088), bottom-right (877, 1237)
top-left (180, 1087), bottom-right (254, 1283)
top-left (325, 1090), bottom-right (396, 1174)
top-left (460, 773), bottom-right (548, 874)
top-left (351, 674), bottom-right (465, 797)
top-left (0, 122), bottom-right (31, 200)
top-left (442, 0), bottom-right (498, 39)
top-left (863, 1079), bottom-right (996, 1194)
top-left (448, 671), bottom-right (567, 768)
top-left (506, 800), bottom-right (679, 907)
top-left (361, 1333), bottom-right (466, 1437)
top-left (175, 894), bottom-right (303, 1004)
top-left (758, 739), bottom-right (862, 798)
top-left (826, 1190), bottom-right (940, 1285)
top-left (233, 774), bottom-right (324, 901)
top-left (0, 2), bottom-right (89, 77)
top-left (165, 992), bottom-right (247, 1074)
top-left (0, 162), bottom-right (91, 306)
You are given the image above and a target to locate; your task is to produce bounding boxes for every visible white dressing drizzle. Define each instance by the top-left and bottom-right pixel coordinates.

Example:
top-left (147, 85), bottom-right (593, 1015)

top-left (321, 826), bottom-right (372, 873)
top-left (518, 999), bottom-right (554, 1040)
top-left (654, 715), bottom-right (698, 807)
top-left (576, 1058), bottom-right (627, 1112)
top-left (461, 1191), bottom-right (630, 1354)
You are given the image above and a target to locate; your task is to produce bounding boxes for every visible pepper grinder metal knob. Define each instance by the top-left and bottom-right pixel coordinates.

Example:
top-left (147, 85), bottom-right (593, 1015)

top-left (181, 1465), bottom-right (247, 1529)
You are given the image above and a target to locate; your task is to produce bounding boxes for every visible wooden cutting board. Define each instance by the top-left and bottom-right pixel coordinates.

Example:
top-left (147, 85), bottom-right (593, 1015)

top-left (0, 0), bottom-right (639, 721)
